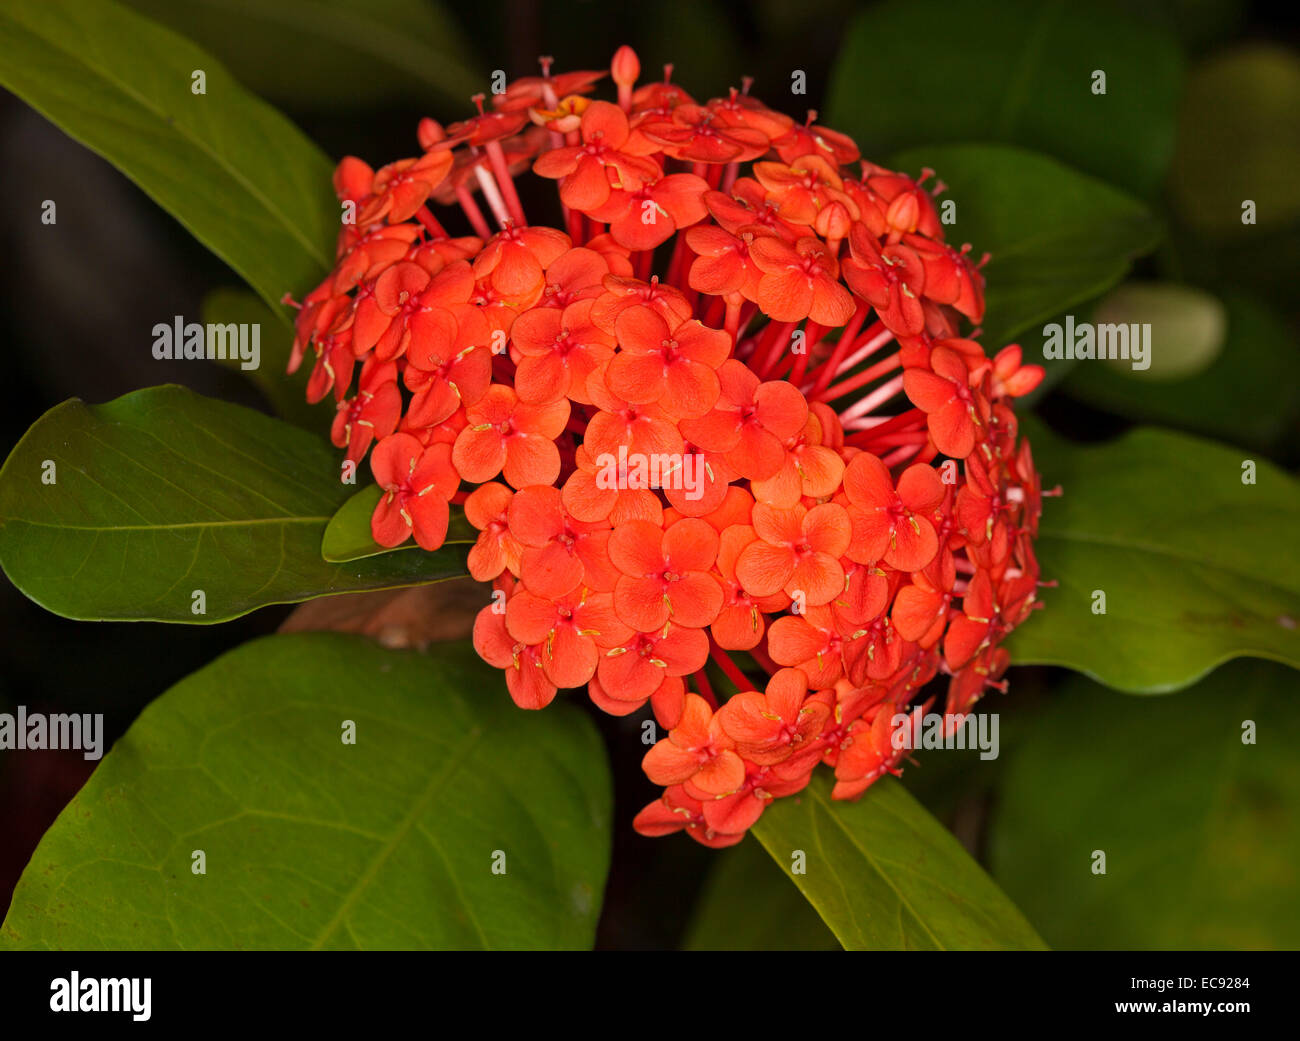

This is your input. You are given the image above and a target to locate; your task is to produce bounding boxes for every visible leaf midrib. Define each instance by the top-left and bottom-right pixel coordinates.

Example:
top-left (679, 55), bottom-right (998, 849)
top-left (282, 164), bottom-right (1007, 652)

top-left (310, 723), bottom-right (487, 950)
top-left (1, 516), bottom-right (330, 532)
top-left (811, 788), bottom-right (947, 949)
top-left (992, 0), bottom-right (1063, 137)
top-left (756, 784), bottom-right (947, 950)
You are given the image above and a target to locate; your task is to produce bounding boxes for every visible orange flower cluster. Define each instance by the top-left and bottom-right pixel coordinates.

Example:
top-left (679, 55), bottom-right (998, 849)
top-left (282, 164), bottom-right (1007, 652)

top-left (287, 46), bottom-right (1047, 847)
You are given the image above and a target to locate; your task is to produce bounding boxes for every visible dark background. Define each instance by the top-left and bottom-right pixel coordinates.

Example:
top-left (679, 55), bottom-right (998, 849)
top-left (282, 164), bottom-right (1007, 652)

top-left (2, 0), bottom-right (1297, 948)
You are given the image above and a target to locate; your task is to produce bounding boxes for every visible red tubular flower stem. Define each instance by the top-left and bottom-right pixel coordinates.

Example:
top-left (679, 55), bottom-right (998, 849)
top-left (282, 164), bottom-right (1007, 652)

top-left (828, 324), bottom-right (895, 383)
top-left (805, 305), bottom-right (868, 396)
top-left (693, 667), bottom-right (717, 709)
top-left (792, 322), bottom-right (830, 386)
top-left (882, 442), bottom-right (929, 467)
top-left (538, 56), bottom-right (558, 107)
top-left (472, 162), bottom-right (511, 227)
top-left (767, 351), bottom-right (798, 381)
top-left (747, 642), bottom-right (779, 676)
top-left (742, 317), bottom-right (780, 365)
top-left (664, 230), bottom-right (692, 291)
top-left (839, 372), bottom-right (906, 423)
top-left (724, 297), bottom-right (743, 340)
top-left (864, 431), bottom-right (931, 447)
top-left (708, 643), bottom-right (757, 693)
top-left (788, 348), bottom-right (810, 387)
top-left (824, 352), bottom-right (904, 410)
top-left (415, 205), bottom-right (448, 238)
top-left (736, 300), bottom-right (761, 337)
top-left (566, 206), bottom-right (585, 245)
top-left (484, 139), bottom-right (527, 226)
top-left (843, 406), bottom-right (925, 443)
top-left (453, 182), bottom-right (492, 239)
top-left (755, 321), bottom-right (797, 379)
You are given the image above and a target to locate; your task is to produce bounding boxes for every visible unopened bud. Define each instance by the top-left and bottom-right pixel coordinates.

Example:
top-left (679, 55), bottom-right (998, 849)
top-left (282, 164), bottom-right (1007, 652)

top-left (612, 45), bottom-right (640, 88)
top-left (417, 117), bottom-right (445, 151)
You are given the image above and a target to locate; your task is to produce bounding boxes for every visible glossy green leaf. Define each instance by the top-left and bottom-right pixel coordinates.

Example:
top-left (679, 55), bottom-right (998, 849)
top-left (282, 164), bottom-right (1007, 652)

top-left (888, 145), bottom-right (1161, 349)
top-left (321, 486), bottom-right (477, 563)
top-left (122, 0), bottom-right (481, 111)
top-left (0, 386), bottom-right (469, 623)
top-left (0, 633), bottom-right (612, 950)
top-left (683, 836), bottom-right (841, 951)
top-left (322, 486), bottom-right (395, 562)
top-left (0, 0), bottom-right (337, 314)
top-left (989, 659), bottom-right (1300, 949)
top-left (1064, 292), bottom-right (1300, 451)
top-left (1007, 418), bottom-right (1300, 691)
top-left (750, 773), bottom-right (1046, 950)
top-left (202, 288), bottom-right (326, 433)
top-left (829, 0), bottom-right (1184, 197)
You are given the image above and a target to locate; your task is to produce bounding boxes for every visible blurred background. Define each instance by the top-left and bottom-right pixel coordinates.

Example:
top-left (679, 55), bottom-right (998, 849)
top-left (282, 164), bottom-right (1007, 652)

top-left (2, 0), bottom-right (1298, 949)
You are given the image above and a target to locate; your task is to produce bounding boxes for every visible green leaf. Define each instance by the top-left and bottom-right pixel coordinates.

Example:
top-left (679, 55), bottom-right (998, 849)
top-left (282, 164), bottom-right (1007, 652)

top-left (989, 659), bottom-right (1300, 949)
top-left (828, 0), bottom-right (1184, 197)
top-left (121, 0), bottom-right (481, 112)
top-left (1064, 291), bottom-right (1300, 451)
top-left (888, 145), bottom-right (1162, 348)
top-left (322, 486), bottom-right (394, 562)
top-left (0, 386), bottom-right (469, 623)
top-left (683, 836), bottom-right (841, 951)
top-left (202, 288), bottom-right (326, 433)
top-left (0, 633), bottom-right (612, 950)
top-left (0, 0), bottom-right (337, 314)
top-left (750, 773), bottom-right (1046, 949)
top-left (322, 486), bottom-right (477, 564)
top-left (1007, 418), bottom-right (1300, 691)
